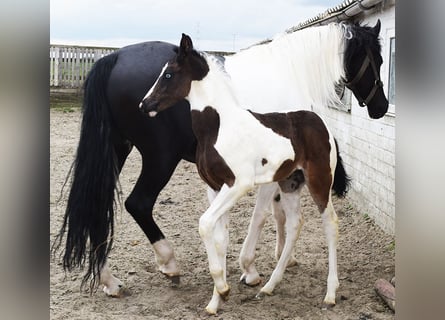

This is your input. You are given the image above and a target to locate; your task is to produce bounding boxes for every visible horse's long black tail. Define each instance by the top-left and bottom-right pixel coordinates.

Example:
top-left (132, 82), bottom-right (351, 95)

top-left (53, 52), bottom-right (120, 289)
top-left (332, 138), bottom-right (351, 197)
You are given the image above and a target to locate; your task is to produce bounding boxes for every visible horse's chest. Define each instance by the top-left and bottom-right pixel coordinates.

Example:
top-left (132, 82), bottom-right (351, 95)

top-left (191, 108), bottom-right (236, 191)
top-left (191, 106), bottom-right (296, 189)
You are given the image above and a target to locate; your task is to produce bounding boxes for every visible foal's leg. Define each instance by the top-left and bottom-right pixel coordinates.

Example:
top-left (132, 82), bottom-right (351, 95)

top-left (272, 194), bottom-right (300, 267)
top-left (239, 183), bottom-right (278, 285)
top-left (205, 209), bottom-right (230, 314)
top-left (305, 163), bottom-right (339, 306)
top-left (207, 186), bottom-right (219, 204)
top-left (257, 187), bottom-right (303, 297)
top-left (273, 170), bottom-right (305, 267)
top-left (320, 198), bottom-right (339, 306)
top-left (199, 183), bottom-right (250, 314)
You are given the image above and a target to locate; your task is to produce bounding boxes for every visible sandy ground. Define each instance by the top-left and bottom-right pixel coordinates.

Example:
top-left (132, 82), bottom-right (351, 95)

top-left (50, 108), bottom-right (395, 320)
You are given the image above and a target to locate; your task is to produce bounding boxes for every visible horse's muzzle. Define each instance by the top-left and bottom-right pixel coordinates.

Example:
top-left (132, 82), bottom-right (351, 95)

top-left (139, 99), bottom-right (159, 117)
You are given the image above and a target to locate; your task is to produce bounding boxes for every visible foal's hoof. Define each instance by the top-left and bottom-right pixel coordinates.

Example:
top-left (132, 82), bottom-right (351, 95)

top-left (240, 274), bottom-right (262, 287)
top-left (286, 257), bottom-right (298, 268)
top-left (254, 290), bottom-right (271, 300)
top-left (163, 273), bottom-right (180, 285)
top-left (321, 301), bottom-right (336, 310)
top-left (219, 286), bottom-right (231, 301)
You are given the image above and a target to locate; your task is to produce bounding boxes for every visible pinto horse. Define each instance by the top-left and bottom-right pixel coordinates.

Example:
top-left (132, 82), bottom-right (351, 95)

top-left (140, 33), bottom-right (350, 314)
top-left (53, 21), bottom-right (387, 297)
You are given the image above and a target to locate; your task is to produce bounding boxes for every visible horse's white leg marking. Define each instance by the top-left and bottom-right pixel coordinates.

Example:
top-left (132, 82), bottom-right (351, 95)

top-left (100, 262), bottom-right (124, 296)
top-left (239, 183), bottom-right (278, 285)
top-left (152, 239), bottom-right (180, 277)
top-left (207, 186), bottom-right (219, 204)
top-left (206, 210), bottom-right (230, 314)
top-left (199, 183), bottom-right (250, 314)
top-left (259, 189), bottom-right (302, 296)
top-left (322, 198), bottom-right (339, 305)
top-left (272, 192), bottom-right (301, 267)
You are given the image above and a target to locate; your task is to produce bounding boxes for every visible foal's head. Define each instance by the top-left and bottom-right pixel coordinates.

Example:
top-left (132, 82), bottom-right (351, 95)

top-left (139, 34), bottom-right (208, 116)
top-left (344, 20), bottom-right (388, 119)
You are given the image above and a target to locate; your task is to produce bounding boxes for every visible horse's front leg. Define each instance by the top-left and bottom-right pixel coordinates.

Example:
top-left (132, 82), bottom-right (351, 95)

top-left (239, 183), bottom-right (278, 286)
top-left (199, 183), bottom-right (250, 314)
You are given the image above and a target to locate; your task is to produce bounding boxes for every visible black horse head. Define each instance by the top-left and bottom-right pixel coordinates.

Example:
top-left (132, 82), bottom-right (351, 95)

top-left (344, 20), bottom-right (388, 119)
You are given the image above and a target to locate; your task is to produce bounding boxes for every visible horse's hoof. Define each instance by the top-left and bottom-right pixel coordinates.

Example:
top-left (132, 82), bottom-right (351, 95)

top-left (240, 274), bottom-right (262, 287)
top-left (286, 257), bottom-right (298, 268)
top-left (169, 274), bottom-right (180, 285)
top-left (162, 272), bottom-right (180, 285)
top-left (118, 287), bottom-right (132, 297)
top-left (205, 306), bottom-right (218, 315)
top-left (104, 285), bottom-right (132, 298)
top-left (254, 290), bottom-right (271, 300)
top-left (219, 286), bottom-right (231, 301)
top-left (321, 301), bottom-right (336, 310)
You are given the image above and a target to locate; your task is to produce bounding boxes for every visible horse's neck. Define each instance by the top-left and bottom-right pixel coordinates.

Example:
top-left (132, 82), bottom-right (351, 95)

top-left (188, 66), bottom-right (241, 115)
top-left (225, 24), bottom-right (345, 112)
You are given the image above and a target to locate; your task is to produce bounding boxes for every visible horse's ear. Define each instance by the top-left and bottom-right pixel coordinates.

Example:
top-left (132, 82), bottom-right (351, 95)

top-left (373, 19), bottom-right (381, 35)
top-left (178, 33), bottom-right (194, 62)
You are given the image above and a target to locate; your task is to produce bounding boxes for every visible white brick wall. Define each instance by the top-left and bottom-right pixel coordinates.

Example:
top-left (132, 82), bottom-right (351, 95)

top-left (312, 5), bottom-right (395, 234)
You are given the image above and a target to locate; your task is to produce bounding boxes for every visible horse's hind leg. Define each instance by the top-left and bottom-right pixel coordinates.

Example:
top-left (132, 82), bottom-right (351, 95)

top-left (257, 184), bottom-right (303, 298)
top-left (320, 199), bottom-right (339, 306)
top-left (124, 155), bottom-right (181, 280)
top-left (239, 183), bottom-right (278, 286)
top-left (100, 262), bottom-right (125, 296)
top-left (305, 162), bottom-right (339, 307)
top-left (100, 136), bottom-right (133, 296)
top-left (272, 192), bottom-right (300, 267)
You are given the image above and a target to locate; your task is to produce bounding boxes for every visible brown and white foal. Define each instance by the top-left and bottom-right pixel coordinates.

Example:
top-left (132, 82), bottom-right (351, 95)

top-left (140, 34), bottom-right (347, 314)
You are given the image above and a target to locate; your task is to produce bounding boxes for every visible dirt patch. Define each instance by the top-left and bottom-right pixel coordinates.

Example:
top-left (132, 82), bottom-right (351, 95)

top-left (50, 108), bottom-right (395, 319)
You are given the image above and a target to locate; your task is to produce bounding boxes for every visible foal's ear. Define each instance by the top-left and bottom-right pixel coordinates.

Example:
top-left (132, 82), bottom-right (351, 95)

top-left (372, 19), bottom-right (381, 35)
top-left (178, 33), bottom-right (194, 62)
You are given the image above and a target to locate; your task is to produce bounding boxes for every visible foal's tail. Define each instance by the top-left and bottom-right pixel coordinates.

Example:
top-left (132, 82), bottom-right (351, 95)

top-left (332, 138), bottom-right (351, 197)
top-left (52, 52), bottom-right (120, 290)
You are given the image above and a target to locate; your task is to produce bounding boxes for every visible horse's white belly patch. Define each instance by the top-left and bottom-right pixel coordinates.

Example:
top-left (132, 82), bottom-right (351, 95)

top-left (214, 112), bottom-right (294, 185)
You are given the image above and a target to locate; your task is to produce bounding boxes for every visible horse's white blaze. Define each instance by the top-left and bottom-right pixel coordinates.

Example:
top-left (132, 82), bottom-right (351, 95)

top-left (140, 62), bottom-right (169, 107)
top-left (225, 24), bottom-right (346, 112)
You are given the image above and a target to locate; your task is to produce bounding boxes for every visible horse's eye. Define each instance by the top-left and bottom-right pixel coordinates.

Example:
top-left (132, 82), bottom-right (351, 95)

top-left (165, 73), bottom-right (172, 79)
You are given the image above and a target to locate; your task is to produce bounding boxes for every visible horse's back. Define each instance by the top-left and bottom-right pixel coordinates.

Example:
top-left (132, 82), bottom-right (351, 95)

top-left (105, 41), bottom-right (196, 160)
top-left (108, 41), bottom-right (178, 111)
